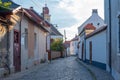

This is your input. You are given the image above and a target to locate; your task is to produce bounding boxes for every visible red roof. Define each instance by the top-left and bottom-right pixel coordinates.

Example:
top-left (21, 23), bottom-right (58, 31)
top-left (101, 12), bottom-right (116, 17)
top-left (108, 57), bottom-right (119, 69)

top-left (84, 23), bottom-right (96, 30)
top-left (86, 25), bottom-right (107, 39)
top-left (64, 41), bottom-right (71, 44)
top-left (71, 36), bottom-right (78, 41)
top-left (63, 41), bottom-right (71, 48)
top-left (24, 9), bottom-right (50, 27)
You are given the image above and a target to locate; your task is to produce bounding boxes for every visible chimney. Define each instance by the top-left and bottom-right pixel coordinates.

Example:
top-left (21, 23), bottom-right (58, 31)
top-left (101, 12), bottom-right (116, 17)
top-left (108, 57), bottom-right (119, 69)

top-left (30, 7), bottom-right (33, 10)
top-left (92, 9), bottom-right (98, 14)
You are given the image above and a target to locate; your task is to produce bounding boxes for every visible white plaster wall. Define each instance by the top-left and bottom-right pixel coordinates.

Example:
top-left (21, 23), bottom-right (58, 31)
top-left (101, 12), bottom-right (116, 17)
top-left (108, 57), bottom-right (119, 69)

top-left (34, 26), bottom-right (40, 62)
top-left (105, 0), bottom-right (120, 79)
top-left (67, 47), bottom-right (70, 56)
top-left (70, 42), bottom-right (74, 55)
top-left (38, 29), bottom-right (46, 61)
top-left (86, 30), bottom-right (106, 64)
top-left (47, 34), bottom-right (50, 51)
top-left (34, 26), bottom-right (47, 62)
top-left (20, 16), bottom-right (29, 70)
top-left (78, 33), bottom-right (85, 60)
top-left (70, 41), bottom-right (78, 55)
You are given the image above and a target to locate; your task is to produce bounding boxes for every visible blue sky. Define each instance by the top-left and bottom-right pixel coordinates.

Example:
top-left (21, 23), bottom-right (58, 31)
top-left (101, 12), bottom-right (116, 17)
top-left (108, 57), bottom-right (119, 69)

top-left (13, 0), bottom-right (104, 40)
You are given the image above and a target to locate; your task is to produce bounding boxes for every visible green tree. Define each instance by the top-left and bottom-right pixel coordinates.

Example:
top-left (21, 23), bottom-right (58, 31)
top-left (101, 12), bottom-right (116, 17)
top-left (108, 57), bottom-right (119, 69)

top-left (51, 38), bottom-right (64, 51)
top-left (0, 0), bottom-right (11, 8)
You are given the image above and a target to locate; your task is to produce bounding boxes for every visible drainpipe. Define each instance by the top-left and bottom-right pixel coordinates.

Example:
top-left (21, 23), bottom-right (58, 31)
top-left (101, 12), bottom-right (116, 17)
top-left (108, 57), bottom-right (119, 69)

top-left (19, 8), bottom-right (24, 71)
top-left (84, 32), bottom-right (86, 61)
top-left (108, 0), bottom-right (112, 73)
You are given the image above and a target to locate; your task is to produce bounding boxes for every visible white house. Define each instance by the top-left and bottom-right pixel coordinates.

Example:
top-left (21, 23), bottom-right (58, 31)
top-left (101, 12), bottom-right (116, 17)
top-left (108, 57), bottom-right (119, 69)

top-left (85, 26), bottom-right (107, 69)
top-left (78, 23), bottom-right (96, 60)
top-left (63, 41), bottom-right (70, 57)
top-left (0, 3), bottom-right (50, 76)
top-left (10, 7), bottom-right (49, 72)
top-left (78, 9), bottom-right (105, 35)
top-left (70, 35), bottom-right (78, 55)
top-left (105, 0), bottom-right (120, 80)
top-left (78, 9), bottom-right (105, 60)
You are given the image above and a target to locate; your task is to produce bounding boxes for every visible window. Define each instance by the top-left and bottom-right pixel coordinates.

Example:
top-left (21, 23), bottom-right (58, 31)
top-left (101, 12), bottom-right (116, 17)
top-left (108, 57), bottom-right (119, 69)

top-left (25, 28), bottom-right (28, 49)
top-left (34, 33), bottom-right (37, 49)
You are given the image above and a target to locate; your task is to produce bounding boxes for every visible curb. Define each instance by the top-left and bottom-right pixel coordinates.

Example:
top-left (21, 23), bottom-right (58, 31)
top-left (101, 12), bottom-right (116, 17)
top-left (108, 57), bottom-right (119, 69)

top-left (76, 58), bottom-right (97, 80)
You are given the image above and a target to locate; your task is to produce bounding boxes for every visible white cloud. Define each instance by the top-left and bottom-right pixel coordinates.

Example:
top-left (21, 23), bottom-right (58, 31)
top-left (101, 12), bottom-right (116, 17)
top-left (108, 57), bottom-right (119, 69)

top-left (58, 23), bottom-right (81, 40)
top-left (13, 0), bottom-right (104, 40)
top-left (57, 0), bottom-right (104, 40)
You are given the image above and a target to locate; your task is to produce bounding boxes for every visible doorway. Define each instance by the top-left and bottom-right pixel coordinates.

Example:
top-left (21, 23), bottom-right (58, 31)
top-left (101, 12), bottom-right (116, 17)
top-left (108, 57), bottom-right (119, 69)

top-left (13, 30), bottom-right (21, 72)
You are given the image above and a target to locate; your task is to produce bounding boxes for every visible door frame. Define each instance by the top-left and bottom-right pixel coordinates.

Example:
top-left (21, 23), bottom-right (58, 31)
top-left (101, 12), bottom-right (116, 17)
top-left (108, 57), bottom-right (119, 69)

top-left (89, 41), bottom-right (92, 64)
top-left (81, 43), bottom-right (84, 60)
top-left (13, 29), bottom-right (21, 72)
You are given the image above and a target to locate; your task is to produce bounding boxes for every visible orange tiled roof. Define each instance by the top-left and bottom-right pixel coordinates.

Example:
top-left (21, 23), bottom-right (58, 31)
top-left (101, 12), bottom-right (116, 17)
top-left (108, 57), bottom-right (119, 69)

top-left (84, 23), bottom-right (96, 30)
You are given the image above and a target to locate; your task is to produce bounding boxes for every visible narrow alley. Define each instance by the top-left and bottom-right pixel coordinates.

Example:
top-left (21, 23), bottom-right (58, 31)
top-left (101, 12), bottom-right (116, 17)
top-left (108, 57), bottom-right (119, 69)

top-left (1, 57), bottom-right (113, 80)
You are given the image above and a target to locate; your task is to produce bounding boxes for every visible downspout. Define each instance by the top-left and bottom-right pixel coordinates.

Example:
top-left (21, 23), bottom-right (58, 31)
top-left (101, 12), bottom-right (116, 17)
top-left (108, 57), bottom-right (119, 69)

top-left (108, 0), bottom-right (112, 73)
top-left (84, 31), bottom-right (86, 61)
top-left (19, 8), bottom-right (24, 71)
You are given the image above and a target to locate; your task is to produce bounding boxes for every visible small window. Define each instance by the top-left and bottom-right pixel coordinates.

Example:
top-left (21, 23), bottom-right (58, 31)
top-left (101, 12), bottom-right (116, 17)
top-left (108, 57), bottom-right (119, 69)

top-left (34, 33), bottom-right (37, 49)
top-left (97, 23), bottom-right (100, 25)
top-left (25, 28), bottom-right (28, 49)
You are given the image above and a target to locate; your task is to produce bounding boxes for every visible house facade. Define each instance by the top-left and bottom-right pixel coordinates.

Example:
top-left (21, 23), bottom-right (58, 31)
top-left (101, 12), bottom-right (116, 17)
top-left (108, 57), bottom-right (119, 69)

top-left (85, 26), bottom-right (107, 69)
top-left (78, 24), bottom-right (96, 60)
top-left (70, 35), bottom-right (78, 56)
top-left (78, 9), bottom-right (105, 60)
top-left (11, 8), bottom-right (49, 72)
top-left (63, 41), bottom-right (70, 57)
top-left (105, 0), bottom-right (120, 80)
top-left (0, 3), bottom-right (50, 76)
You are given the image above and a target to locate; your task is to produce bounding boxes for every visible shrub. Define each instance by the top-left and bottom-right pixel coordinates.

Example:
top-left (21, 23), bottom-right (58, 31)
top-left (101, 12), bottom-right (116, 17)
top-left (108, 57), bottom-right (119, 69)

top-left (50, 38), bottom-right (64, 51)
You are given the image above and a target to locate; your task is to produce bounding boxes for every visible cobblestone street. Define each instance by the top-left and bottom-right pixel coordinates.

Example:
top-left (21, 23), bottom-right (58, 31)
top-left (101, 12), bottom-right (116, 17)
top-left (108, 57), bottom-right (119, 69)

top-left (1, 57), bottom-right (114, 80)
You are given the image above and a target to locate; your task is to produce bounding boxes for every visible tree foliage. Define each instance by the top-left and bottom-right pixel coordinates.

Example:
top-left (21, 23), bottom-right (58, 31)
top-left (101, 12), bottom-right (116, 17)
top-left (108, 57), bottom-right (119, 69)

top-left (0, 0), bottom-right (11, 8)
top-left (51, 38), bottom-right (64, 51)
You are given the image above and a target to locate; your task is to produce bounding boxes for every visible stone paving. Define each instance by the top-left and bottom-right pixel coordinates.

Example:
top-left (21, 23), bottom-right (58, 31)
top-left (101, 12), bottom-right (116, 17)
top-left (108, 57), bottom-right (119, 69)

top-left (0, 56), bottom-right (114, 80)
top-left (76, 58), bottom-right (114, 80)
top-left (1, 57), bottom-right (93, 80)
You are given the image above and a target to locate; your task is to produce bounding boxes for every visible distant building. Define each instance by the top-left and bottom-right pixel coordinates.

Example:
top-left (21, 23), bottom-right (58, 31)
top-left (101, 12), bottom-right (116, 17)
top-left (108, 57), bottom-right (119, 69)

top-left (41, 4), bottom-right (51, 23)
top-left (50, 24), bottom-right (63, 40)
top-left (41, 4), bottom-right (63, 60)
top-left (41, 4), bottom-right (63, 40)
top-left (70, 35), bottom-right (78, 55)
top-left (63, 41), bottom-right (70, 57)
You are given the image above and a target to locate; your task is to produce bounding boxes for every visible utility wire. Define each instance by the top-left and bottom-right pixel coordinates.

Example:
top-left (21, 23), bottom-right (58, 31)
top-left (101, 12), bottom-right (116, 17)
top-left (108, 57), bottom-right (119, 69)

top-left (31, 0), bottom-right (44, 9)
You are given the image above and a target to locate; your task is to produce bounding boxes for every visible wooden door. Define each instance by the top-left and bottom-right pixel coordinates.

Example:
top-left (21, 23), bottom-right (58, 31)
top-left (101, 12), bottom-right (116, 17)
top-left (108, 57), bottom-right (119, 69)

top-left (89, 41), bottom-right (92, 64)
top-left (13, 30), bottom-right (21, 72)
top-left (81, 43), bottom-right (84, 60)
